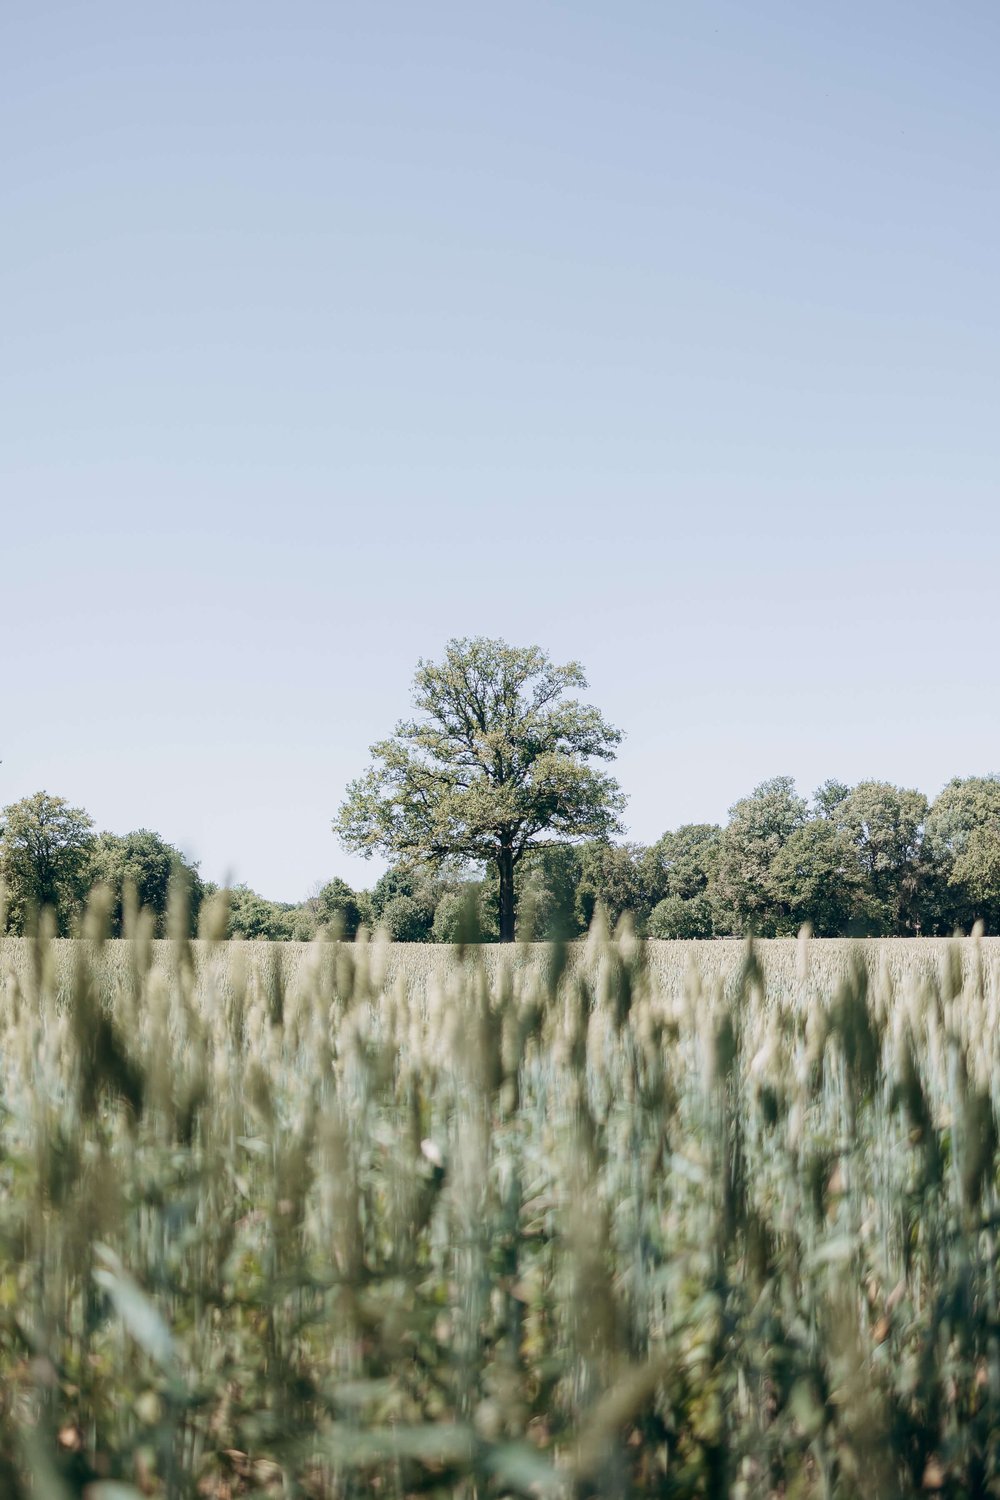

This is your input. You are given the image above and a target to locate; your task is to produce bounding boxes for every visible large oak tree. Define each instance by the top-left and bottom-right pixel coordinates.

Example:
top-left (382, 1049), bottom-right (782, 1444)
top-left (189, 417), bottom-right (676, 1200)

top-left (335, 638), bottom-right (625, 941)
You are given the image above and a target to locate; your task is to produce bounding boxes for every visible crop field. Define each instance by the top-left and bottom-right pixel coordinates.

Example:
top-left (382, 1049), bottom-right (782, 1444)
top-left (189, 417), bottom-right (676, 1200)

top-left (2, 924), bottom-right (1000, 1498)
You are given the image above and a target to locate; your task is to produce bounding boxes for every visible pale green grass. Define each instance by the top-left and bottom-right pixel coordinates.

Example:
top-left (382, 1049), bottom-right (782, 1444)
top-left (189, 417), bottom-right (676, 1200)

top-left (1, 928), bottom-right (999, 1496)
top-left (4, 931), bottom-right (996, 1011)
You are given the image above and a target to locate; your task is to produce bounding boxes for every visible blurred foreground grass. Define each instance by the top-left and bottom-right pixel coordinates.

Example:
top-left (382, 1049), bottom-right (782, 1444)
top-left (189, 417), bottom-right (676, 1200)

top-left (2, 920), bottom-right (1000, 1497)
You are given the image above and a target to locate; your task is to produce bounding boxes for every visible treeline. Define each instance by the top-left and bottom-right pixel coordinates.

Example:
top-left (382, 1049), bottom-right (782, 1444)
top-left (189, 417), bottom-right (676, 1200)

top-left (3, 774), bottom-right (1000, 940)
top-left (0, 793), bottom-right (348, 941)
top-left (357, 773), bottom-right (1000, 940)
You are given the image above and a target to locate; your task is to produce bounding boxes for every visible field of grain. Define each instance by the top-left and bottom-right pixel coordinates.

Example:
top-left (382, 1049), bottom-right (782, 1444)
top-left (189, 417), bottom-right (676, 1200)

top-left (2, 925), bottom-right (1000, 1497)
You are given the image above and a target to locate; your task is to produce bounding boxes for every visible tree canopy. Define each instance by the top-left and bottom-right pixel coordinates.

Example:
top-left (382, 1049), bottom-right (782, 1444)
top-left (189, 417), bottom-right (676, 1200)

top-left (924, 776), bottom-right (1000, 933)
top-left (714, 777), bottom-right (809, 936)
top-left (335, 637), bottom-right (625, 940)
top-left (0, 792), bottom-right (96, 934)
top-left (311, 877), bottom-right (366, 939)
top-left (7, 763), bottom-right (1000, 945)
top-left (90, 827), bottom-right (203, 937)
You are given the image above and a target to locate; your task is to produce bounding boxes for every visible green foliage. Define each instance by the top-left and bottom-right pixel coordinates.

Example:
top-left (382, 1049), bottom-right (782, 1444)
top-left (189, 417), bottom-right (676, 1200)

top-left (0, 790), bottom-right (95, 934)
top-left (336, 637), bottom-right (624, 940)
top-left (714, 776), bottom-right (809, 935)
top-left (380, 892), bottom-right (432, 941)
top-left (11, 768), bottom-right (1000, 956)
top-left (514, 843), bottom-right (583, 940)
top-left (768, 818), bottom-right (863, 936)
top-left (835, 780), bottom-right (928, 933)
top-left (813, 776), bottom-right (851, 818)
top-left (371, 862), bottom-right (449, 932)
top-left (429, 888), bottom-right (466, 943)
top-left (706, 779), bottom-right (935, 937)
top-left (430, 882), bottom-right (497, 944)
top-left (574, 839), bottom-right (648, 931)
top-left (2, 930), bottom-right (1000, 1494)
top-left (924, 775), bottom-right (1000, 933)
top-left (641, 822), bottom-right (721, 905)
top-left (647, 891), bottom-right (714, 938)
top-left (313, 875), bottom-right (365, 938)
top-left (227, 884), bottom-right (295, 939)
top-left (88, 827), bottom-right (204, 936)
top-left (284, 902), bottom-right (321, 941)
top-left (369, 862), bottom-right (423, 921)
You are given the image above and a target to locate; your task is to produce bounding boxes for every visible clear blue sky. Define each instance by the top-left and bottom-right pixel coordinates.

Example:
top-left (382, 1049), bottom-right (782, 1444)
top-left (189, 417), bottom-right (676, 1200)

top-left (3, 2), bottom-right (998, 900)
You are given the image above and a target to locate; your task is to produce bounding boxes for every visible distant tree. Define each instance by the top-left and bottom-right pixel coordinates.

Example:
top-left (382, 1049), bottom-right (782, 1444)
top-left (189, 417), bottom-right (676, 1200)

top-left (813, 779), bottom-right (851, 820)
top-left (227, 886), bottom-right (294, 940)
top-left (923, 776), bottom-right (1000, 933)
top-left (641, 824), bottom-right (721, 907)
top-left (313, 877), bottom-right (364, 938)
top-left (767, 818), bottom-right (862, 936)
top-left (0, 791), bottom-right (95, 934)
top-left (370, 863), bottom-right (445, 930)
top-left (285, 904), bottom-right (320, 942)
top-left (381, 894), bottom-right (432, 942)
top-left (430, 889), bottom-right (466, 944)
top-left (836, 781), bottom-right (927, 934)
top-left (369, 866), bottom-right (417, 923)
top-left (89, 828), bottom-right (203, 936)
top-left (336, 638), bottom-right (624, 941)
top-left (647, 893), bottom-right (715, 939)
top-left (430, 882), bottom-right (498, 944)
top-left (574, 841), bottom-right (648, 932)
top-left (714, 777), bottom-right (808, 935)
top-left (511, 864), bottom-right (550, 943)
top-left (514, 844), bottom-right (583, 940)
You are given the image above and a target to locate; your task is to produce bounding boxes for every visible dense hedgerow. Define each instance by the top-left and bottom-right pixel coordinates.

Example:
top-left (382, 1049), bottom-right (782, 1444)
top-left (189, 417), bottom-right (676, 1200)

top-left (2, 915), bottom-right (1000, 1496)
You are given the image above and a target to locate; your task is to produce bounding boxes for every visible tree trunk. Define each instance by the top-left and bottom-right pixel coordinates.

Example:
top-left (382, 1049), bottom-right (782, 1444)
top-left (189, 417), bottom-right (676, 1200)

top-left (498, 842), bottom-right (516, 943)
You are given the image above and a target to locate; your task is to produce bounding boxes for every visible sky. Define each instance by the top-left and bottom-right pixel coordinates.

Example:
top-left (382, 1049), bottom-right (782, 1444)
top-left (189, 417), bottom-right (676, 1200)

top-left (3, 1), bottom-right (999, 901)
